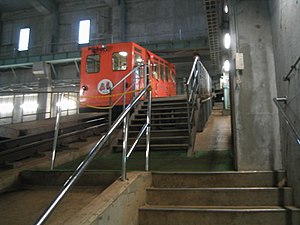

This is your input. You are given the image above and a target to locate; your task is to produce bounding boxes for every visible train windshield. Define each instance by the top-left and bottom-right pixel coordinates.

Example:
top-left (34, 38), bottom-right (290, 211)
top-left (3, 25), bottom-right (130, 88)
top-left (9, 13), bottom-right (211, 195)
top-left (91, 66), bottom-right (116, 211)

top-left (112, 52), bottom-right (128, 71)
top-left (86, 54), bottom-right (100, 73)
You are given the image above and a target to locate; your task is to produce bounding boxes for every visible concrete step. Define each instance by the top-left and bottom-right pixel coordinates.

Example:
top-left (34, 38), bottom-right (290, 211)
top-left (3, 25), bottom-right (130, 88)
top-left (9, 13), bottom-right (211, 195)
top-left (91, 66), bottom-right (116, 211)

top-left (129, 123), bottom-right (188, 130)
top-left (131, 117), bottom-right (188, 124)
top-left (139, 205), bottom-right (300, 225)
top-left (138, 107), bottom-right (188, 113)
top-left (141, 102), bottom-right (188, 109)
top-left (117, 136), bottom-right (189, 145)
top-left (151, 171), bottom-right (286, 188)
top-left (113, 143), bottom-right (189, 152)
top-left (128, 129), bottom-right (189, 137)
top-left (135, 111), bottom-right (188, 118)
top-left (146, 187), bottom-right (293, 206)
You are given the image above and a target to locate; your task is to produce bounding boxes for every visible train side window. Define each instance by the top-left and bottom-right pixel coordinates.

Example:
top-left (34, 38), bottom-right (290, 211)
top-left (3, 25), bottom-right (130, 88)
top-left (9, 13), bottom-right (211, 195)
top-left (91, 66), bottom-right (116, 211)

top-left (112, 52), bottom-right (128, 71)
top-left (170, 70), bottom-right (175, 82)
top-left (152, 63), bottom-right (159, 80)
top-left (166, 67), bottom-right (169, 82)
top-left (160, 64), bottom-right (165, 81)
top-left (134, 54), bottom-right (143, 66)
top-left (86, 54), bottom-right (100, 73)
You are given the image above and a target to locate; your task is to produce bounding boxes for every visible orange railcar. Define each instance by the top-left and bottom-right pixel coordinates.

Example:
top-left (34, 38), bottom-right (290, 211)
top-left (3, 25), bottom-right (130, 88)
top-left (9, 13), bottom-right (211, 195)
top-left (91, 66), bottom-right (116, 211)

top-left (80, 42), bottom-right (176, 110)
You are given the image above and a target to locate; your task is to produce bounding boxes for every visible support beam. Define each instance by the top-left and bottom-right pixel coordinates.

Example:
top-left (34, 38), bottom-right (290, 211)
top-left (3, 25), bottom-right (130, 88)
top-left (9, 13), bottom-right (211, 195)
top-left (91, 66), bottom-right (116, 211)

top-left (29, 0), bottom-right (57, 15)
top-left (119, 0), bottom-right (126, 42)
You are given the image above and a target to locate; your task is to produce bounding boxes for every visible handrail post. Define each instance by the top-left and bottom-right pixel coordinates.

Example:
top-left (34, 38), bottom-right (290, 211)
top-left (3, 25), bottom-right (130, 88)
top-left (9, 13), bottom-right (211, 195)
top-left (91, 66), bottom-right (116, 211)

top-left (121, 113), bottom-right (129, 181)
top-left (123, 80), bottom-right (126, 110)
top-left (145, 65), bottom-right (151, 171)
top-left (185, 79), bottom-right (191, 145)
top-left (108, 89), bottom-right (112, 129)
top-left (51, 93), bottom-right (63, 170)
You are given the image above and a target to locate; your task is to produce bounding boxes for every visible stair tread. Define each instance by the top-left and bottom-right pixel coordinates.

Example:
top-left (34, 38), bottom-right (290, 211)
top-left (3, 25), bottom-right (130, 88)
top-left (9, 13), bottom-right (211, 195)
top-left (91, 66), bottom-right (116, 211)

top-left (140, 205), bottom-right (286, 212)
top-left (126, 136), bottom-right (189, 140)
top-left (129, 129), bottom-right (189, 133)
top-left (146, 187), bottom-right (292, 191)
top-left (133, 117), bottom-right (188, 121)
top-left (115, 143), bottom-right (189, 147)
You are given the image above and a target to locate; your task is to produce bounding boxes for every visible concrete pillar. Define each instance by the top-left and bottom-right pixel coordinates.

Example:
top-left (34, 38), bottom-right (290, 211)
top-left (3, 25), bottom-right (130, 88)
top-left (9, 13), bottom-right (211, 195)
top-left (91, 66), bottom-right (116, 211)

top-left (229, 0), bottom-right (282, 171)
top-left (268, 0), bottom-right (300, 207)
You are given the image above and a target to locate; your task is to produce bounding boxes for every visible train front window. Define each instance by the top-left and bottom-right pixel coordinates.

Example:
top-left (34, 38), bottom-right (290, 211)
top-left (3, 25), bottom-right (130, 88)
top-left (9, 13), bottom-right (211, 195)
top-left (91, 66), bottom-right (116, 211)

top-left (86, 54), bottom-right (100, 73)
top-left (112, 52), bottom-right (128, 71)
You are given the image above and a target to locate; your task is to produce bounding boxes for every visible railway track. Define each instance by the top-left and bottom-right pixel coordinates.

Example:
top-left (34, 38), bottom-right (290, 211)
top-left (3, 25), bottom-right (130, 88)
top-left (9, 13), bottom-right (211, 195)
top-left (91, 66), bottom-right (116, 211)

top-left (0, 116), bottom-right (108, 168)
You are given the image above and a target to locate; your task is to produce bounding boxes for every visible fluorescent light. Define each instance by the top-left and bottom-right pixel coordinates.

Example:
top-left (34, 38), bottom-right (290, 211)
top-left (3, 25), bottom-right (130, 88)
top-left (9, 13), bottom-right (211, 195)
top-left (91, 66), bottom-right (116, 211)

top-left (224, 5), bottom-right (229, 14)
top-left (119, 51), bottom-right (128, 57)
top-left (18, 28), bottom-right (30, 51)
top-left (78, 20), bottom-right (90, 44)
top-left (223, 60), bottom-right (230, 72)
top-left (224, 33), bottom-right (231, 49)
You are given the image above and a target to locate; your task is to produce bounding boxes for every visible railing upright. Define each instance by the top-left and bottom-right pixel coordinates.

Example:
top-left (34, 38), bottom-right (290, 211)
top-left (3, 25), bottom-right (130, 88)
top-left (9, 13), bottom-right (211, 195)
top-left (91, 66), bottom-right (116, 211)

top-left (273, 97), bottom-right (300, 145)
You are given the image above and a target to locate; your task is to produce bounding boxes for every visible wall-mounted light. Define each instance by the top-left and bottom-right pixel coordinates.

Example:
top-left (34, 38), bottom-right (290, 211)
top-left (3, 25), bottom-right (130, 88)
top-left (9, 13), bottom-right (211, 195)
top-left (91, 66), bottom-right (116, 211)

top-left (223, 60), bottom-right (230, 72)
top-left (224, 33), bottom-right (231, 49)
top-left (224, 5), bottom-right (229, 14)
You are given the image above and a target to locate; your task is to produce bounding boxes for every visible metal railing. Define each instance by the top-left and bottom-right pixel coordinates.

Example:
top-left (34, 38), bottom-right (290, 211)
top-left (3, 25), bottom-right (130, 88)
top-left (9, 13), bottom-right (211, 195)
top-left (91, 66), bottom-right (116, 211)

top-left (108, 65), bottom-right (145, 128)
top-left (34, 82), bottom-right (152, 225)
top-left (283, 56), bottom-right (300, 81)
top-left (185, 56), bottom-right (212, 145)
top-left (273, 97), bottom-right (300, 145)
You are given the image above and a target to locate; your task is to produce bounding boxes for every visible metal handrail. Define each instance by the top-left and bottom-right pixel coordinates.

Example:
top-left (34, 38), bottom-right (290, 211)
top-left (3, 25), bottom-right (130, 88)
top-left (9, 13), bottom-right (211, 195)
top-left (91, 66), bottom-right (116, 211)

top-left (185, 56), bottom-right (212, 148)
top-left (111, 66), bottom-right (141, 91)
top-left (34, 83), bottom-right (151, 225)
top-left (283, 56), bottom-right (300, 81)
top-left (185, 56), bottom-right (201, 141)
top-left (273, 97), bottom-right (300, 144)
top-left (108, 65), bottom-right (144, 128)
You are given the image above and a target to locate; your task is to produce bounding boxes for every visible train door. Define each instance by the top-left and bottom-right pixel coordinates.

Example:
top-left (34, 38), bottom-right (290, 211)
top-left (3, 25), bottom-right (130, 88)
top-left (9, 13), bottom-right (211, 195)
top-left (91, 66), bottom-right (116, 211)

top-left (133, 47), bottom-right (145, 96)
top-left (165, 66), bottom-right (170, 96)
top-left (150, 57), bottom-right (159, 98)
top-left (159, 62), bottom-right (168, 96)
top-left (169, 65), bottom-right (176, 96)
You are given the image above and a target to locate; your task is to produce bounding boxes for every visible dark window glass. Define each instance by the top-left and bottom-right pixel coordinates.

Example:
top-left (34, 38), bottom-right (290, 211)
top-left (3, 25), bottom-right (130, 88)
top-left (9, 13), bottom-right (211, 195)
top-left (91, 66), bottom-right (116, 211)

top-left (86, 54), bottom-right (100, 73)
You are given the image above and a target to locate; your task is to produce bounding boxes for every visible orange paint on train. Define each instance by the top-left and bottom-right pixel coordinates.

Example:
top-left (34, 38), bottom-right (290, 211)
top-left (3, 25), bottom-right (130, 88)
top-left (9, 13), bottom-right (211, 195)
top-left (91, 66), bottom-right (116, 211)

top-left (80, 42), bottom-right (176, 109)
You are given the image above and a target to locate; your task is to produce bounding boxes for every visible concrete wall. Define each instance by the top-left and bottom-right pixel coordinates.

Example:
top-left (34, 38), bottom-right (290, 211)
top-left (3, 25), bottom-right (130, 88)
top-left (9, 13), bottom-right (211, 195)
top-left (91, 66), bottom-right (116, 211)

top-left (62, 172), bottom-right (151, 225)
top-left (268, 0), bottom-right (300, 207)
top-left (229, 0), bottom-right (282, 171)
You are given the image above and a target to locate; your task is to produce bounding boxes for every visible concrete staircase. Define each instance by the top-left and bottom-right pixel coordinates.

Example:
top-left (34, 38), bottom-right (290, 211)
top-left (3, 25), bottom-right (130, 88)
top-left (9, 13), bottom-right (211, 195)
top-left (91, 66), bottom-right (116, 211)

top-left (139, 171), bottom-right (300, 225)
top-left (114, 96), bottom-right (190, 152)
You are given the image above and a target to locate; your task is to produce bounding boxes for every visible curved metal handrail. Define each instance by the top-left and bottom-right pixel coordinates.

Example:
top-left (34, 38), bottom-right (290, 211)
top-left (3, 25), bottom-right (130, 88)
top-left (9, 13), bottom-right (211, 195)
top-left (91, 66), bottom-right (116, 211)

top-left (34, 83), bottom-right (151, 225)
top-left (283, 56), bottom-right (300, 81)
top-left (273, 97), bottom-right (300, 145)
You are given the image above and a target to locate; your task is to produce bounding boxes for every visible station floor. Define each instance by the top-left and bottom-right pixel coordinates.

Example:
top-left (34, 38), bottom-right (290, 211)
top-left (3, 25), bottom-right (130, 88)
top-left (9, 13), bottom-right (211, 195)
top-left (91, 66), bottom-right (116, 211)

top-left (194, 102), bottom-right (232, 152)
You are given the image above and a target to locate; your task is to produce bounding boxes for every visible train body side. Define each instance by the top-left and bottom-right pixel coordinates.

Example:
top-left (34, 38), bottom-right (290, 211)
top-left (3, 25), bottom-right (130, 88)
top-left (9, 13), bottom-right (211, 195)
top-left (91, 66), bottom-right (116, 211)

top-left (80, 42), bottom-right (176, 110)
